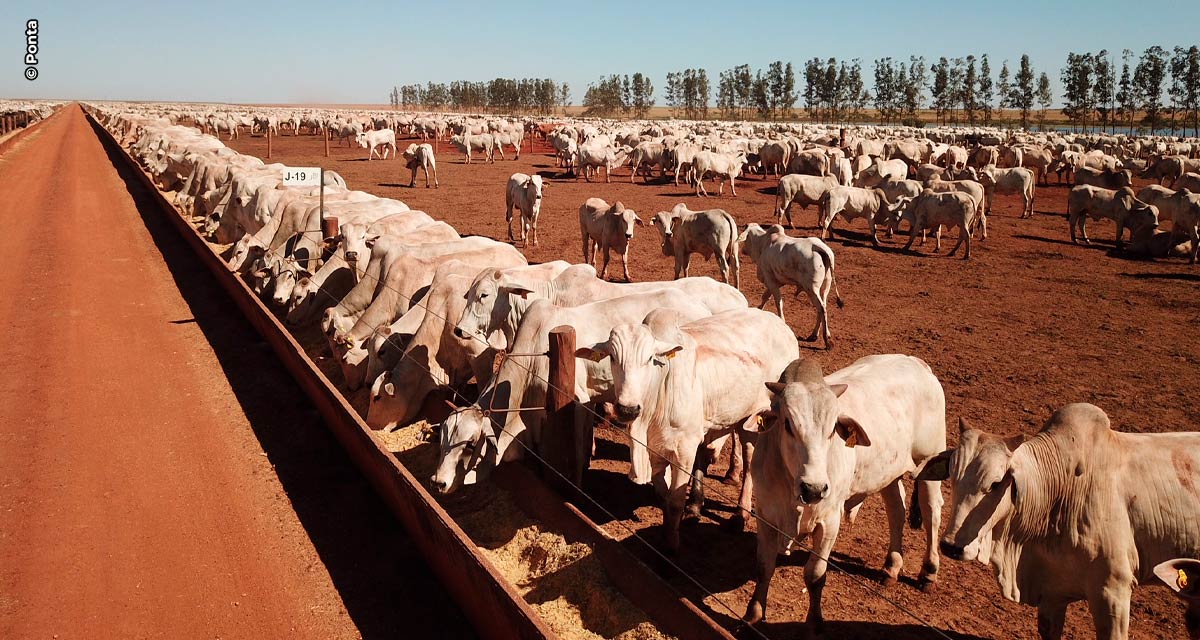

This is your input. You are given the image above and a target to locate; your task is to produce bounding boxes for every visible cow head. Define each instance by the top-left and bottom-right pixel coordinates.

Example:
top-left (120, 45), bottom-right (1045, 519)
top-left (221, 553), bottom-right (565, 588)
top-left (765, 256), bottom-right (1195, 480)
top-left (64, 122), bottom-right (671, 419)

top-left (918, 418), bottom-right (1025, 564)
top-left (524, 175), bottom-right (545, 204)
top-left (453, 268), bottom-right (530, 350)
top-left (757, 360), bottom-right (870, 506)
top-left (608, 202), bottom-right (644, 240)
top-left (430, 408), bottom-right (495, 494)
top-left (365, 344), bottom-right (428, 431)
top-left (1119, 188), bottom-right (1160, 231)
top-left (576, 323), bottom-right (680, 423)
top-left (651, 208), bottom-right (685, 257)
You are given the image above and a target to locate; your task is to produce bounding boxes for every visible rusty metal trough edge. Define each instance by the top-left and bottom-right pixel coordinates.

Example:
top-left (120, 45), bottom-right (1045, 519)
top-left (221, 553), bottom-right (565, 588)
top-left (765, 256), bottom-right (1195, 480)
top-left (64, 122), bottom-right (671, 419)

top-left (84, 104), bottom-right (737, 640)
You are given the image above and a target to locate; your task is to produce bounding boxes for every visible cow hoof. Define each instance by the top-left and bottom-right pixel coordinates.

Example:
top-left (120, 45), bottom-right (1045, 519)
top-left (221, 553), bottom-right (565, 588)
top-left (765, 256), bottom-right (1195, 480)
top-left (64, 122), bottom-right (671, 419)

top-left (823, 341), bottom-right (833, 351)
top-left (881, 574), bottom-right (899, 587)
top-left (919, 576), bottom-right (939, 593)
top-left (721, 472), bottom-right (741, 486)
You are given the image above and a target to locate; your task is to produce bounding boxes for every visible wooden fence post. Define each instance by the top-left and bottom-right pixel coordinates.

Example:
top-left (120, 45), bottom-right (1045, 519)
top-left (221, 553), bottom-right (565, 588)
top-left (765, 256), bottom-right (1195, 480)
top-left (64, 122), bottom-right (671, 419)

top-left (324, 128), bottom-right (330, 158)
top-left (544, 325), bottom-right (586, 489)
top-left (266, 127), bottom-right (272, 159)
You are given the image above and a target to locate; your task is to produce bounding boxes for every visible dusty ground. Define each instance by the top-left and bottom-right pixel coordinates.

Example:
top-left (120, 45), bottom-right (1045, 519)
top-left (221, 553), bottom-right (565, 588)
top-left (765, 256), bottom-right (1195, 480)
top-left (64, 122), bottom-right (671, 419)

top-left (0, 106), bottom-right (472, 639)
top-left (222, 127), bottom-right (1200, 639)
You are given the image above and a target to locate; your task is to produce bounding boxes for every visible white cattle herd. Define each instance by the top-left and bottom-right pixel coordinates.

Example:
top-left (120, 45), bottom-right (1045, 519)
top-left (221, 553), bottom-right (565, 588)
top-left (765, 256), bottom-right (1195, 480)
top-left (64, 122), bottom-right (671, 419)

top-left (93, 99), bottom-right (1200, 640)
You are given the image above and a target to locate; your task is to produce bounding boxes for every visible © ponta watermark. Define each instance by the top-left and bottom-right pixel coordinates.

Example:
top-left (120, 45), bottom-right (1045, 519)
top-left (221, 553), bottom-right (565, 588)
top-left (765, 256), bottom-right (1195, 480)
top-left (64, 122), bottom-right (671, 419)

top-left (24, 19), bottom-right (39, 81)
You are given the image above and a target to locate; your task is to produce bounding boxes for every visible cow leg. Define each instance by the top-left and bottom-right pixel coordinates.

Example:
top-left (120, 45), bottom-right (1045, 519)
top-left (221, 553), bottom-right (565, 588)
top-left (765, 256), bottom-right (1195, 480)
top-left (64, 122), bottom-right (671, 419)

top-left (879, 478), bottom-right (906, 585)
top-left (934, 225), bottom-right (943, 252)
top-left (682, 255), bottom-right (692, 278)
top-left (1036, 601), bottom-right (1069, 640)
top-left (715, 252), bottom-right (729, 284)
top-left (917, 478), bottom-right (943, 589)
top-left (663, 438), bottom-right (700, 554)
top-left (804, 514), bottom-right (841, 635)
top-left (620, 247), bottom-right (632, 282)
top-left (1115, 221), bottom-right (1126, 250)
top-left (1086, 573), bottom-right (1132, 640)
top-left (903, 226), bottom-right (919, 252)
top-left (505, 200), bottom-right (516, 242)
top-left (721, 431), bottom-right (743, 485)
top-left (743, 526), bottom-right (782, 624)
top-left (809, 280), bottom-right (833, 349)
top-left (733, 431), bottom-right (755, 531)
top-left (599, 245), bottom-right (611, 280)
top-left (684, 441), bottom-right (710, 519)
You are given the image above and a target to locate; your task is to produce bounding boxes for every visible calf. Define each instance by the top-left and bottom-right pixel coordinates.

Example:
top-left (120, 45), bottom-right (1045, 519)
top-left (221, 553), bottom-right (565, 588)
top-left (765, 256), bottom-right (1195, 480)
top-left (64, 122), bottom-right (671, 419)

top-left (775, 174), bottom-right (839, 228)
top-left (505, 173), bottom-right (546, 247)
top-left (578, 198), bottom-right (644, 281)
top-left (356, 128), bottom-right (397, 160)
top-left (450, 132), bottom-right (497, 164)
top-left (818, 186), bottom-right (901, 245)
top-left (894, 190), bottom-right (979, 259)
top-left (738, 224), bottom-right (843, 348)
top-left (924, 175), bottom-right (988, 239)
top-left (1067, 185), bottom-right (1159, 249)
top-left (691, 150), bottom-right (747, 197)
top-left (978, 166), bottom-right (1036, 218)
top-left (1074, 166), bottom-right (1133, 190)
top-left (651, 203), bottom-right (740, 287)
top-left (744, 356), bottom-right (946, 629)
top-left (573, 145), bottom-right (629, 183)
top-left (403, 143), bottom-right (438, 188)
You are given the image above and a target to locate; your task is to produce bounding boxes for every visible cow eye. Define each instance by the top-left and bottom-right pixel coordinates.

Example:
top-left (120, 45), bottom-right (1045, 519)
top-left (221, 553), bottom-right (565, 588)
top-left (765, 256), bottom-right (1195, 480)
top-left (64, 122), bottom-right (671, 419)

top-left (480, 293), bottom-right (489, 299)
top-left (987, 480), bottom-right (1002, 493)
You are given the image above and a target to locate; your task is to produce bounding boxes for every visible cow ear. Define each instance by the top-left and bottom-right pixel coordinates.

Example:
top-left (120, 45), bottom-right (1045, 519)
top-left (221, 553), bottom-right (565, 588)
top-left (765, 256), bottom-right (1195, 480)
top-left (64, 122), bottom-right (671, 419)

top-left (297, 269), bottom-right (313, 279)
top-left (1004, 433), bottom-right (1026, 451)
top-left (828, 383), bottom-right (849, 398)
top-left (958, 416), bottom-right (973, 435)
top-left (634, 215), bottom-right (645, 227)
top-left (498, 283), bottom-right (535, 299)
top-left (383, 381), bottom-right (395, 396)
top-left (654, 342), bottom-right (683, 359)
top-left (916, 449), bottom-right (953, 482)
top-left (364, 234), bottom-right (381, 248)
top-left (575, 344), bottom-right (610, 362)
top-left (750, 410), bottom-right (778, 433)
top-left (835, 415), bottom-right (870, 447)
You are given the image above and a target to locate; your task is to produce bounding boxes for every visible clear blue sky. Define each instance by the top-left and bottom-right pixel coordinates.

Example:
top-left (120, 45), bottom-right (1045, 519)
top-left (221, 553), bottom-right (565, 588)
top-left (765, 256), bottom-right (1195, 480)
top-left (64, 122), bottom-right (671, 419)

top-left (3, 1), bottom-right (1198, 106)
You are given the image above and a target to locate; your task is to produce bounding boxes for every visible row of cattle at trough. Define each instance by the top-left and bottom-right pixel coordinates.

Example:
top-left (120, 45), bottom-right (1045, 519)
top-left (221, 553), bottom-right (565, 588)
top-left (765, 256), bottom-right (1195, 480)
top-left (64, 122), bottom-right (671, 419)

top-left (95, 102), bottom-right (1200, 640)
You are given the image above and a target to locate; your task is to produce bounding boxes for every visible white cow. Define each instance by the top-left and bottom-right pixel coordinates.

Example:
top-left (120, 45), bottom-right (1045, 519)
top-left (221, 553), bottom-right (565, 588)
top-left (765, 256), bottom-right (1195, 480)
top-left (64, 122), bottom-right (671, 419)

top-left (574, 308), bottom-right (799, 552)
top-left (505, 173), bottom-right (546, 247)
top-left (651, 203), bottom-right (740, 288)
top-left (691, 150), bottom-right (747, 197)
top-left (356, 128), bottom-right (397, 160)
top-left (738, 224), bottom-right (843, 349)
top-left (403, 143), bottom-right (438, 188)
top-left (923, 404), bottom-right (1200, 640)
top-left (578, 198), bottom-right (644, 282)
top-left (744, 355), bottom-right (946, 629)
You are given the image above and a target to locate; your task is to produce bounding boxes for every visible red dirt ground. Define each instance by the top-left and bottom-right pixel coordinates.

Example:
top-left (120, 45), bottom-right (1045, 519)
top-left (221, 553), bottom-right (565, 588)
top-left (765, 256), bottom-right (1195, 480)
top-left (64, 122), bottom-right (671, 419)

top-left (217, 127), bottom-right (1199, 640)
top-left (0, 106), bottom-right (472, 639)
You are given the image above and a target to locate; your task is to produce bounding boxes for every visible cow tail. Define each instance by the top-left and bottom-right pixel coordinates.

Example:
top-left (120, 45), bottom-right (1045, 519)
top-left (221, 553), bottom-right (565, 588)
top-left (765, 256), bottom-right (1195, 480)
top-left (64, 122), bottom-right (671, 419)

top-left (909, 480), bottom-right (924, 530)
top-left (812, 239), bottom-right (844, 309)
top-left (726, 213), bottom-right (741, 289)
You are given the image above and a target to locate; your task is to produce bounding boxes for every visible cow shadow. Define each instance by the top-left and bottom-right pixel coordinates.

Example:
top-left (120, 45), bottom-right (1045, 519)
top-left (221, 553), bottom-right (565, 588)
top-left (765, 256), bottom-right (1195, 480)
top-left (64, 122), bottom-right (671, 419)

top-left (756, 186), bottom-right (779, 196)
top-left (1121, 271), bottom-right (1200, 281)
top-left (535, 170), bottom-right (563, 180)
top-left (1012, 233), bottom-right (1112, 250)
top-left (378, 182), bottom-right (415, 188)
top-left (734, 619), bottom-right (991, 640)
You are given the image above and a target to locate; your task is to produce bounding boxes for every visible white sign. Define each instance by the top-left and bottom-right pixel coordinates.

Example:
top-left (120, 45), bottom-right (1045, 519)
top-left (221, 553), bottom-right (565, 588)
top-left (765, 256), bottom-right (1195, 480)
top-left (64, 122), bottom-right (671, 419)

top-left (281, 166), bottom-right (322, 186)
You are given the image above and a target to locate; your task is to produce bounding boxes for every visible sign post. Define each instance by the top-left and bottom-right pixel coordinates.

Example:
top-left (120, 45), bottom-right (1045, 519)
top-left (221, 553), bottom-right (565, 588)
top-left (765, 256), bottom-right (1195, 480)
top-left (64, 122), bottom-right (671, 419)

top-left (281, 165), bottom-right (326, 227)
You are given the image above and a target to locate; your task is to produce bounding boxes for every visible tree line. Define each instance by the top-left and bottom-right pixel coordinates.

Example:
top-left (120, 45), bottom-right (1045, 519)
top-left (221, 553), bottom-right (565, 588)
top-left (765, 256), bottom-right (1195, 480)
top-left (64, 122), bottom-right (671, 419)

top-left (387, 44), bottom-right (1200, 134)
top-left (581, 73), bottom-right (655, 117)
top-left (1061, 46), bottom-right (1200, 135)
top-left (389, 78), bottom-right (570, 115)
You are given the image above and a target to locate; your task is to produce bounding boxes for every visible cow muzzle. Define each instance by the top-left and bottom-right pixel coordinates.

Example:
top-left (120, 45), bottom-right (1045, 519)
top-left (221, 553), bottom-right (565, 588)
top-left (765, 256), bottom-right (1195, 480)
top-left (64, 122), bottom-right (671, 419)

top-left (798, 481), bottom-right (829, 504)
top-left (940, 540), bottom-right (966, 561)
top-left (624, 233), bottom-right (634, 240)
top-left (614, 403), bottom-right (641, 422)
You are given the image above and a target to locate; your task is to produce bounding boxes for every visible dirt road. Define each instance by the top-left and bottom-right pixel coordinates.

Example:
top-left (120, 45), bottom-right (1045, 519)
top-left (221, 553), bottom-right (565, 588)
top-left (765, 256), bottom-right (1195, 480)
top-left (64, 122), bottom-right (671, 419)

top-left (0, 105), bottom-right (471, 639)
